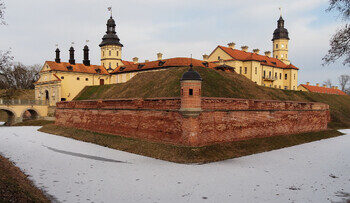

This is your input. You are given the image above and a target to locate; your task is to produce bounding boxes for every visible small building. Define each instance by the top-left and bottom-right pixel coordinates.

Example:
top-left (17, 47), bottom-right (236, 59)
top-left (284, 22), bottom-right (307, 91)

top-left (298, 82), bottom-right (347, 95)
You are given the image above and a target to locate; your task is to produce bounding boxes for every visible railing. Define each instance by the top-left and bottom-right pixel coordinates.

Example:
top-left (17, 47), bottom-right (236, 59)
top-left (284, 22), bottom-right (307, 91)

top-left (262, 75), bottom-right (277, 81)
top-left (0, 99), bottom-right (49, 106)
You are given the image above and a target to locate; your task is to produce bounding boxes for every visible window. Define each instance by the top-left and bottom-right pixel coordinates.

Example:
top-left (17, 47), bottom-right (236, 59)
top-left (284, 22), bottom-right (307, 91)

top-left (275, 73), bottom-right (277, 79)
top-left (294, 74), bottom-right (296, 80)
top-left (279, 73), bottom-right (282, 80)
top-left (181, 89), bottom-right (183, 96)
top-left (270, 84), bottom-right (272, 87)
top-left (77, 77), bottom-right (80, 80)
top-left (109, 62), bottom-right (111, 68)
top-left (263, 84), bottom-right (266, 87)
top-left (218, 56), bottom-right (221, 60)
top-left (276, 44), bottom-right (278, 48)
top-left (279, 85), bottom-right (281, 89)
top-left (117, 51), bottom-right (119, 56)
top-left (102, 51), bottom-right (104, 57)
top-left (263, 71), bottom-right (266, 77)
top-left (281, 54), bottom-right (284, 58)
top-left (116, 63), bottom-right (118, 67)
top-left (276, 55), bottom-right (278, 59)
top-left (85, 78), bottom-right (88, 81)
top-left (189, 89), bottom-right (193, 96)
top-left (281, 44), bottom-right (284, 48)
top-left (285, 74), bottom-right (287, 80)
top-left (109, 50), bottom-right (111, 56)
top-left (61, 76), bottom-right (64, 79)
top-left (274, 85), bottom-right (277, 88)
top-left (284, 86), bottom-right (288, 90)
top-left (240, 67), bottom-right (242, 74)
top-left (244, 67), bottom-right (247, 74)
top-left (255, 67), bottom-right (257, 74)
top-left (269, 71), bottom-right (271, 77)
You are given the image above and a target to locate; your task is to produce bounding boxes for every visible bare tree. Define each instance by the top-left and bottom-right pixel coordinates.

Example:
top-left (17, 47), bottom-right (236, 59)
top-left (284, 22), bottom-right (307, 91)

top-left (0, 51), bottom-right (40, 89)
top-left (323, 0), bottom-right (350, 66)
top-left (322, 79), bottom-right (333, 88)
top-left (338, 74), bottom-right (350, 91)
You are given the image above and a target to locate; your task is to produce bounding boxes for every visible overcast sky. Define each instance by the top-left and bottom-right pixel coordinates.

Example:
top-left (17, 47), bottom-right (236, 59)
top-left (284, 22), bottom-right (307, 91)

top-left (0, 0), bottom-right (349, 86)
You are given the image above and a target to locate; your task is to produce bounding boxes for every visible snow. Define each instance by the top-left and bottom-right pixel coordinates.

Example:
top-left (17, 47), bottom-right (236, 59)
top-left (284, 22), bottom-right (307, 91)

top-left (0, 127), bottom-right (349, 203)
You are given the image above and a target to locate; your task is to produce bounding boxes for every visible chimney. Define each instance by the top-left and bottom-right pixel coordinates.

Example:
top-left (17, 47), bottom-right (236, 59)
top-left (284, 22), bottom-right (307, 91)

top-left (55, 48), bottom-right (61, 63)
top-left (323, 84), bottom-right (327, 88)
top-left (264, 51), bottom-right (271, 57)
top-left (228, 42), bottom-right (236, 49)
top-left (306, 82), bottom-right (310, 85)
top-left (69, 47), bottom-right (75, 65)
top-left (145, 60), bottom-right (149, 63)
top-left (241, 46), bottom-right (248, 52)
top-left (335, 86), bottom-right (338, 89)
top-left (83, 45), bottom-right (90, 66)
top-left (133, 57), bottom-right (139, 64)
top-left (157, 53), bottom-right (163, 60)
top-left (253, 49), bottom-right (260, 54)
top-left (202, 54), bottom-right (209, 61)
top-left (316, 83), bottom-right (319, 87)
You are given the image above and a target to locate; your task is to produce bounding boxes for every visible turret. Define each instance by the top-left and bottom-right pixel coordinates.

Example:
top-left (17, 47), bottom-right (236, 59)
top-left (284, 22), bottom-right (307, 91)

top-left (83, 45), bottom-right (90, 66)
top-left (100, 16), bottom-right (123, 72)
top-left (69, 47), bottom-right (75, 65)
top-left (55, 48), bottom-right (61, 63)
top-left (272, 15), bottom-right (290, 64)
top-left (180, 65), bottom-right (202, 117)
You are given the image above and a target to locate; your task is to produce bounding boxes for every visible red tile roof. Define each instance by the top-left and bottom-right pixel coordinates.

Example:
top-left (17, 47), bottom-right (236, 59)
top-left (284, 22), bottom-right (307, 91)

top-left (44, 61), bottom-right (109, 75)
top-left (112, 57), bottom-right (217, 74)
top-left (300, 84), bottom-right (347, 95)
top-left (216, 46), bottom-right (299, 70)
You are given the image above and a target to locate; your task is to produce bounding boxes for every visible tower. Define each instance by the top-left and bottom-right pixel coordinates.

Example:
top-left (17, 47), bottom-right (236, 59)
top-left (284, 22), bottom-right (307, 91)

top-left (272, 15), bottom-right (290, 65)
top-left (99, 15), bottom-right (123, 72)
top-left (180, 66), bottom-right (202, 117)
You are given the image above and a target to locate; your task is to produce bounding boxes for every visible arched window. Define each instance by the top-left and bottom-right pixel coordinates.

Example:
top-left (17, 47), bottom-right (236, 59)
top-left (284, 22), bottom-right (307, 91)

top-left (276, 44), bottom-right (278, 48)
top-left (109, 62), bottom-right (111, 68)
top-left (109, 50), bottom-right (111, 56)
top-left (117, 51), bottom-right (119, 56)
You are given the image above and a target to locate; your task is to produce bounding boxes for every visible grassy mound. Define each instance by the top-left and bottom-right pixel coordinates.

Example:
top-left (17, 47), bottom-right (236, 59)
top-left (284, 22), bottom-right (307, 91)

top-left (75, 67), bottom-right (350, 128)
top-left (39, 124), bottom-right (343, 164)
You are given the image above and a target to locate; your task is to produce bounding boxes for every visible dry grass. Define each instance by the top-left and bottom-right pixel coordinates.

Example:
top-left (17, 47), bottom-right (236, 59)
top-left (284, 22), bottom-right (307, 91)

top-left (13, 120), bottom-right (54, 126)
top-left (39, 124), bottom-right (343, 164)
top-left (0, 155), bottom-right (50, 203)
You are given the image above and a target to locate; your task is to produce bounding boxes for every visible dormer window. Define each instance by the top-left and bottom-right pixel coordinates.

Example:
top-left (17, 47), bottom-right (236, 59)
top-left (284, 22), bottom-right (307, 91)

top-left (158, 60), bottom-right (165, 66)
top-left (202, 62), bottom-right (209, 67)
top-left (67, 66), bottom-right (73, 71)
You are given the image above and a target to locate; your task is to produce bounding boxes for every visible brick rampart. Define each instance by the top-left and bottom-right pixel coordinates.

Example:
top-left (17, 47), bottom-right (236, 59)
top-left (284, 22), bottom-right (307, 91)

top-left (55, 98), bottom-right (330, 146)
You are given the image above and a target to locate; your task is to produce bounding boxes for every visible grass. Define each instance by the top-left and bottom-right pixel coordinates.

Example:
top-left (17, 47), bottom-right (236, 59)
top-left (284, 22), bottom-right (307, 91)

top-left (39, 124), bottom-right (344, 164)
top-left (0, 155), bottom-right (50, 203)
top-left (13, 120), bottom-right (54, 126)
top-left (75, 67), bottom-right (350, 128)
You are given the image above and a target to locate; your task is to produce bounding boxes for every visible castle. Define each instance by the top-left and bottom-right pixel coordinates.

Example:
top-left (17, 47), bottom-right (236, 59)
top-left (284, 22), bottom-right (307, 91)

top-left (35, 14), bottom-right (301, 106)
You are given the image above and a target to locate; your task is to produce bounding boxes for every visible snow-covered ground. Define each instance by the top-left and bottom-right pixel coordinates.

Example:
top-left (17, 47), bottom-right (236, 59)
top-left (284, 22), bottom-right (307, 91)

top-left (0, 127), bottom-right (349, 203)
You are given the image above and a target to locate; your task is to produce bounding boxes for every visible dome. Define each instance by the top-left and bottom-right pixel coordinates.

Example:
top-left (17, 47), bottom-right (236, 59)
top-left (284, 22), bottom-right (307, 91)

top-left (181, 67), bottom-right (202, 81)
top-left (272, 16), bottom-right (289, 40)
top-left (107, 17), bottom-right (116, 26)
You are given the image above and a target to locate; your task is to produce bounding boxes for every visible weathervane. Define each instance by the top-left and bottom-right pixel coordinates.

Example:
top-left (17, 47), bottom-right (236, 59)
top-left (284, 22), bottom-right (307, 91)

top-left (71, 42), bottom-right (75, 46)
top-left (86, 40), bottom-right (89, 45)
top-left (108, 7), bottom-right (112, 17)
top-left (55, 43), bottom-right (58, 48)
top-left (279, 7), bottom-right (282, 16)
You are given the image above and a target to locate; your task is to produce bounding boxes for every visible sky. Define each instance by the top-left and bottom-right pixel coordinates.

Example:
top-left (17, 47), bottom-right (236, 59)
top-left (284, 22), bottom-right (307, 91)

top-left (0, 0), bottom-right (349, 87)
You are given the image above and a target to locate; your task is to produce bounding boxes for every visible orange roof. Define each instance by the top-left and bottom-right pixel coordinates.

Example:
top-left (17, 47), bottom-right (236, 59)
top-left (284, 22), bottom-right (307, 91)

top-left (216, 46), bottom-right (299, 70)
top-left (112, 57), bottom-right (217, 74)
top-left (300, 84), bottom-right (347, 95)
top-left (44, 61), bottom-right (109, 75)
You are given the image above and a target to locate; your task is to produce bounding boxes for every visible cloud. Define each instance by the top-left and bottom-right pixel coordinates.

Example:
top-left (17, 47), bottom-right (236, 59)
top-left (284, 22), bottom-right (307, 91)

top-left (0, 0), bottom-right (347, 86)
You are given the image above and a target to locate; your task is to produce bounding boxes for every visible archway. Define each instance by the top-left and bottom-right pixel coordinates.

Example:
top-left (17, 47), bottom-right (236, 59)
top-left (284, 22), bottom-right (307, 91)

top-left (0, 109), bottom-right (16, 126)
top-left (45, 90), bottom-right (49, 101)
top-left (21, 109), bottom-right (39, 122)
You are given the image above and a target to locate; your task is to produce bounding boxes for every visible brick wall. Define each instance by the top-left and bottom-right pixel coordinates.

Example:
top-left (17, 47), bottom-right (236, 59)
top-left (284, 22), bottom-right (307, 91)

top-left (55, 98), bottom-right (330, 146)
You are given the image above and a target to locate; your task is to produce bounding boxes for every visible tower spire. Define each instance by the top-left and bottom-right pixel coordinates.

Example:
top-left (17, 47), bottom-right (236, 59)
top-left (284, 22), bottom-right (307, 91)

top-left (279, 7), bottom-right (282, 17)
top-left (108, 7), bottom-right (112, 17)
